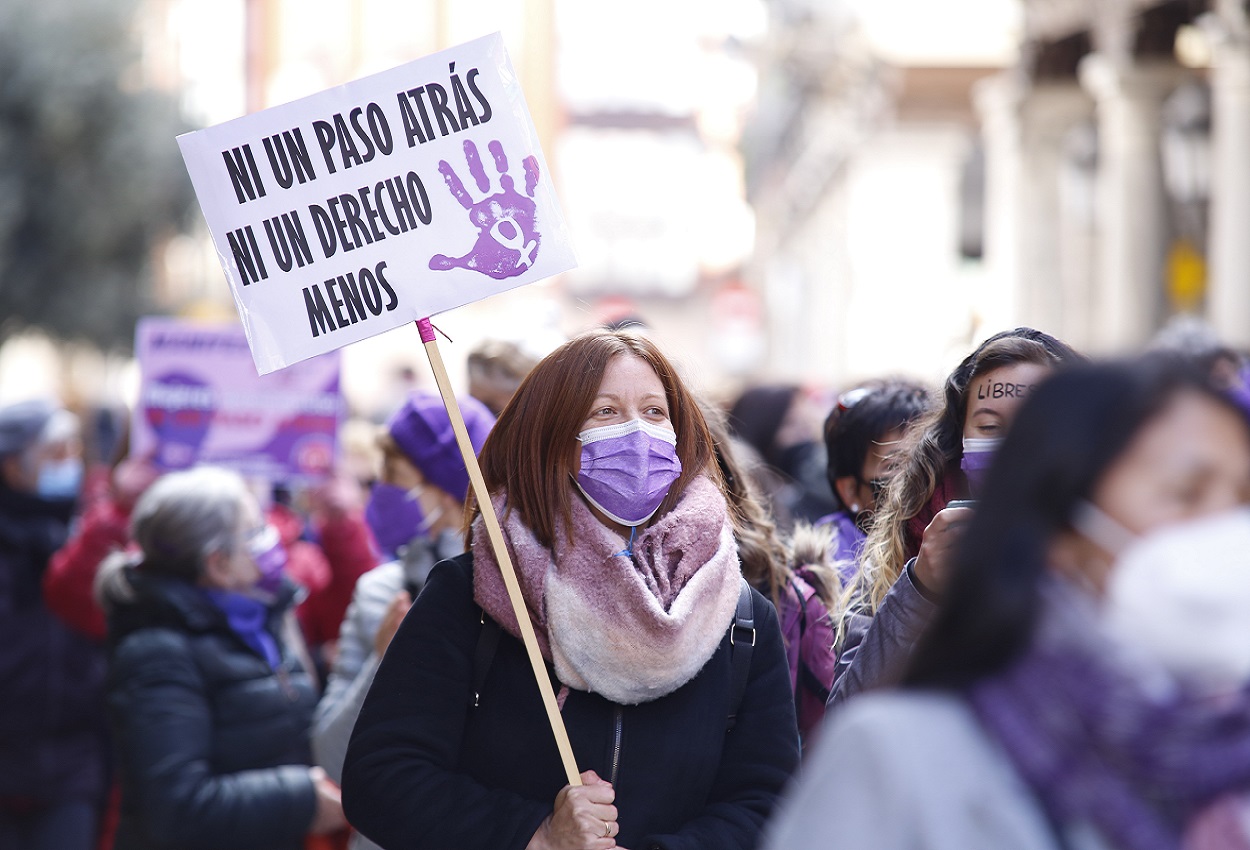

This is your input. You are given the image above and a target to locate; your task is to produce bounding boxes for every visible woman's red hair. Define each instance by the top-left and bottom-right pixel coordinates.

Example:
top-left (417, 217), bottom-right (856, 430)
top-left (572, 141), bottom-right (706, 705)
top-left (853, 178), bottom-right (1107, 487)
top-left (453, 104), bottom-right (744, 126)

top-left (468, 331), bottom-right (720, 549)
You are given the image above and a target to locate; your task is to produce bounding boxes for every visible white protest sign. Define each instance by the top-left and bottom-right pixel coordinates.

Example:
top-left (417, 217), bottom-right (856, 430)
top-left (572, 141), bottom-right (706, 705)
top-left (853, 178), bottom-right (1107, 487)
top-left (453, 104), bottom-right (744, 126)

top-left (178, 32), bottom-right (576, 375)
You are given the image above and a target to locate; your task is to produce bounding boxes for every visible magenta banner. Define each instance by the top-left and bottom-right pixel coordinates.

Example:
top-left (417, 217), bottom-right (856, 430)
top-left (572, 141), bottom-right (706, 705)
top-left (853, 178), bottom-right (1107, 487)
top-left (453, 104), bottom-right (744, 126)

top-left (131, 317), bottom-right (343, 483)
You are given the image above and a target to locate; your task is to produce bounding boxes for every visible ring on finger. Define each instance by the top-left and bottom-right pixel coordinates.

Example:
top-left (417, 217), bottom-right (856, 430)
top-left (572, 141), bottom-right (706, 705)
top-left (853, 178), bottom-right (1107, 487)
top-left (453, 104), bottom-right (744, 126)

top-left (602, 820), bottom-right (612, 838)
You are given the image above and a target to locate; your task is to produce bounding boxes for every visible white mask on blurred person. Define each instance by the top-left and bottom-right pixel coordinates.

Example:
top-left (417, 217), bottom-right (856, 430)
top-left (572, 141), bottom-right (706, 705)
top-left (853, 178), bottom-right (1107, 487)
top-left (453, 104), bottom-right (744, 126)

top-left (1073, 503), bottom-right (1250, 694)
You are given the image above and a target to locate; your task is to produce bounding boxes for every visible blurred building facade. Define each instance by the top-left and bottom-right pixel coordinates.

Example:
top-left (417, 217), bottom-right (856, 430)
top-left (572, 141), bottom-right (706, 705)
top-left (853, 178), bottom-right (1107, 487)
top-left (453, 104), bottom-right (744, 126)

top-left (987, 0), bottom-right (1242, 353)
top-left (743, 0), bottom-right (1250, 386)
top-left (743, 0), bottom-right (1016, 384)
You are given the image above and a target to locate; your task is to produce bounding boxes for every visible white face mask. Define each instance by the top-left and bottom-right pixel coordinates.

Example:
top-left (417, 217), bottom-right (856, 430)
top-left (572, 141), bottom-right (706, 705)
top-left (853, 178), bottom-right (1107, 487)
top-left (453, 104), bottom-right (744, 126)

top-left (1073, 503), bottom-right (1250, 694)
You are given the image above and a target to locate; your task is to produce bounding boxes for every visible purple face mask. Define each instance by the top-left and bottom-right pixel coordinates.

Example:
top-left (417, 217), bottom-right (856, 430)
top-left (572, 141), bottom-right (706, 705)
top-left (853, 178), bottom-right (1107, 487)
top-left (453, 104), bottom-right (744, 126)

top-left (365, 483), bottom-right (426, 560)
top-left (1227, 367), bottom-right (1250, 418)
top-left (248, 525), bottom-right (288, 595)
top-left (575, 419), bottom-right (682, 527)
top-left (960, 437), bottom-right (1002, 498)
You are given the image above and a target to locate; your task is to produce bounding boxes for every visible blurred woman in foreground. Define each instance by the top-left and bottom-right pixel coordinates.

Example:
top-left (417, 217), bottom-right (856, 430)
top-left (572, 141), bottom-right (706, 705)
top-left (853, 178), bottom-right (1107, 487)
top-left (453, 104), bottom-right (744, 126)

top-left (767, 357), bottom-right (1250, 850)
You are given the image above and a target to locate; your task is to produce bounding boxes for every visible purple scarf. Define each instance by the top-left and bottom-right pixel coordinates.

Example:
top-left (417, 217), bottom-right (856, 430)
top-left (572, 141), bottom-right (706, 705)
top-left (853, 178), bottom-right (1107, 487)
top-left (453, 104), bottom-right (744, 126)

top-left (201, 589), bottom-right (281, 669)
top-left (969, 582), bottom-right (1250, 850)
top-left (472, 475), bottom-right (741, 705)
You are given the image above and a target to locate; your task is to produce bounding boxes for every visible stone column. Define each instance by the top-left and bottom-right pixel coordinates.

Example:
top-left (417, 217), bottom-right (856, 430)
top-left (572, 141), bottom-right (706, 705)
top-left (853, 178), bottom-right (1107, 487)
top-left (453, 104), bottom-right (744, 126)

top-left (1080, 55), bottom-right (1179, 352)
top-left (1203, 0), bottom-right (1250, 347)
top-left (973, 73), bottom-right (1025, 324)
top-left (1017, 83), bottom-right (1095, 341)
top-left (1056, 120), bottom-right (1100, 352)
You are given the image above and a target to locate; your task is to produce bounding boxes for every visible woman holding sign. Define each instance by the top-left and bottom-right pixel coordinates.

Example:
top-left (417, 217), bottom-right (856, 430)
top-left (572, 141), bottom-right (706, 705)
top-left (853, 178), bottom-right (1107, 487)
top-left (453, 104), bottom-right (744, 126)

top-left (342, 331), bottom-right (800, 850)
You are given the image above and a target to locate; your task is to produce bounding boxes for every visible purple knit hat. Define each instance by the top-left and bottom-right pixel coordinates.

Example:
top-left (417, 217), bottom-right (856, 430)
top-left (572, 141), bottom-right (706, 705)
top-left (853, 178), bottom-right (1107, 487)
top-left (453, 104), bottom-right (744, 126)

top-left (387, 390), bottom-right (495, 501)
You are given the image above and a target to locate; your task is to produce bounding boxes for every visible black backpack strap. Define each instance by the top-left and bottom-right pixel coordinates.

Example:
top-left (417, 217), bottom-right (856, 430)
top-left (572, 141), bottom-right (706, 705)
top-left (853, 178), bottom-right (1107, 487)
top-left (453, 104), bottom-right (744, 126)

top-left (727, 578), bottom-right (756, 731)
top-left (470, 609), bottom-right (502, 708)
top-left (798, 659), bottom-right (832, 706)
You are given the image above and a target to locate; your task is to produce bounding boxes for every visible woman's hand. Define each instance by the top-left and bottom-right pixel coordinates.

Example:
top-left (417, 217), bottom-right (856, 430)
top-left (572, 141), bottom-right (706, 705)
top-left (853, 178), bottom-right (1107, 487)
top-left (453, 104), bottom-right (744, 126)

top-left (526, 770), bottom-right (619, 850)
top-left (308, 766), bottom-right (347, 834)
top-left (111, 457), bottom-right (161, 512)
top-left (373, 590), bottom-right (412, 657)
top-left (913, 504), bottom-right (974, 597)
top-left (309, 473), bottom-right (365, 520)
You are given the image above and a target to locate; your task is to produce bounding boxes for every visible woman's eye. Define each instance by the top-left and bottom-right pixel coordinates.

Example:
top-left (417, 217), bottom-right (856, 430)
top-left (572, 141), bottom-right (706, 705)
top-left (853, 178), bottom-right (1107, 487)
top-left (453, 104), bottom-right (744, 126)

top-left (1166, 481), bottom-right (1204, 510)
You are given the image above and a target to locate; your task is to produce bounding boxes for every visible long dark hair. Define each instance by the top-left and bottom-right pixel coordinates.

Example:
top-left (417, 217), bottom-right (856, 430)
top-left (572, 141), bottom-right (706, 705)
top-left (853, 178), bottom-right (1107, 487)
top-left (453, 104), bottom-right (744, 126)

top-left (905, 356), bottom-right (1250, 690)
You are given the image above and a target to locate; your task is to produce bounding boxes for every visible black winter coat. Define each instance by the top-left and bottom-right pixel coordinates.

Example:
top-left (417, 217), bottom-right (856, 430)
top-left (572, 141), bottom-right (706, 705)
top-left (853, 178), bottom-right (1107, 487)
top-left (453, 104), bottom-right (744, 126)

top-left (0, 483), bottom-right (107, 805)
top-left (104, 567), bottom-right (319, 850)
top-left (343, 553), bottom-right (800, 850)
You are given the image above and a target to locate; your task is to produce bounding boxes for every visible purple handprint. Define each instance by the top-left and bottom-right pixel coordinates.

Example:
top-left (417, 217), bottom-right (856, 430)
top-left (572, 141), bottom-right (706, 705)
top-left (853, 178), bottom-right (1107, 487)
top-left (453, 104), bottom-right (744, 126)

top-left (429, 139), bottom-right (541, 280)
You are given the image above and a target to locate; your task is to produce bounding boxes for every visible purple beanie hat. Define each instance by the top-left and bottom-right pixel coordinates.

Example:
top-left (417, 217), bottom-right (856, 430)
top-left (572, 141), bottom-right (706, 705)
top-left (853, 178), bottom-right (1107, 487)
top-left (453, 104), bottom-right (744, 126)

top-left (387, 390), bottom-right (496, 501)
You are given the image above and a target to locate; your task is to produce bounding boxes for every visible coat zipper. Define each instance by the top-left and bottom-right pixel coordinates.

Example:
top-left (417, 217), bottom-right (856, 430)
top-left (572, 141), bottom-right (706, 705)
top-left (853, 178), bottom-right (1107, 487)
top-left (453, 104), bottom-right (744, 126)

top-left (609, 706), bottom-right (623, 787)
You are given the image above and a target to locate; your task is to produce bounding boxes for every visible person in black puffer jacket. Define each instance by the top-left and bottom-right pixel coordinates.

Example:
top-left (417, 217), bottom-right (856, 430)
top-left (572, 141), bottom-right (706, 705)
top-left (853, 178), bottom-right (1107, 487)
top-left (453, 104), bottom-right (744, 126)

top-left (98, 466), bottom-right (346, 850)
top-left (0, 400), bottom-right (107, 850)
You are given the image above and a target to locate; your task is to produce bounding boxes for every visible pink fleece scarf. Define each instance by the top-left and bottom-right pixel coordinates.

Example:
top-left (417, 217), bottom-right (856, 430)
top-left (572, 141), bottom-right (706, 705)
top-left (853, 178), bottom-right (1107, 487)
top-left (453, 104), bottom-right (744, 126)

top-left (473, 475), bottom-right (742, 705)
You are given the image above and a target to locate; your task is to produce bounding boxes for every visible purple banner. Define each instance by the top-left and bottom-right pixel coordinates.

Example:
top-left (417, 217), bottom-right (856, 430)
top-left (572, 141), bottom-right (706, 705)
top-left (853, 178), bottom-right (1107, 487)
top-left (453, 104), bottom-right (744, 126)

top-left (132, 317), bottom-right (343, 484)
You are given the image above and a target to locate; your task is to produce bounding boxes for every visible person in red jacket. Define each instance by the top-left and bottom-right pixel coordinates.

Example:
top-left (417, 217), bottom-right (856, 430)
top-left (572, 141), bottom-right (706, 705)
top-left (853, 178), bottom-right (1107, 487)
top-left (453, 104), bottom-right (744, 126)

top-left (43, 458), bottom-right (157, 640)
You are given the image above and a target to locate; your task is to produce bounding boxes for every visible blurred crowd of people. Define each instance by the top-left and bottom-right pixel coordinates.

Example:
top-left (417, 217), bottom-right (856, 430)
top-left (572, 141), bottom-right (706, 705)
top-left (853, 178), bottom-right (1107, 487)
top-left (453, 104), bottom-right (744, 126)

top-left (4, 319), bottom-right (1250, 850)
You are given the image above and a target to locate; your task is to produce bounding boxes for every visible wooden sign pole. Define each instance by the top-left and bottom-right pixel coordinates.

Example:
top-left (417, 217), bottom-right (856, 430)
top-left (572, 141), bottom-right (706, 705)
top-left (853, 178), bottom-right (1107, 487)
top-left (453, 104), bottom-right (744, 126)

top-left (415, 318), bottom-right (581, 787)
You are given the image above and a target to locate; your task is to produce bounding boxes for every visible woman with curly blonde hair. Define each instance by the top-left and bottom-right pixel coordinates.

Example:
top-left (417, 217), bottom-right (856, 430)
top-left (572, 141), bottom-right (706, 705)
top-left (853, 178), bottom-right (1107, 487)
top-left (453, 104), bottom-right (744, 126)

top-left (829, 328), bottom-right (1081, 707)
